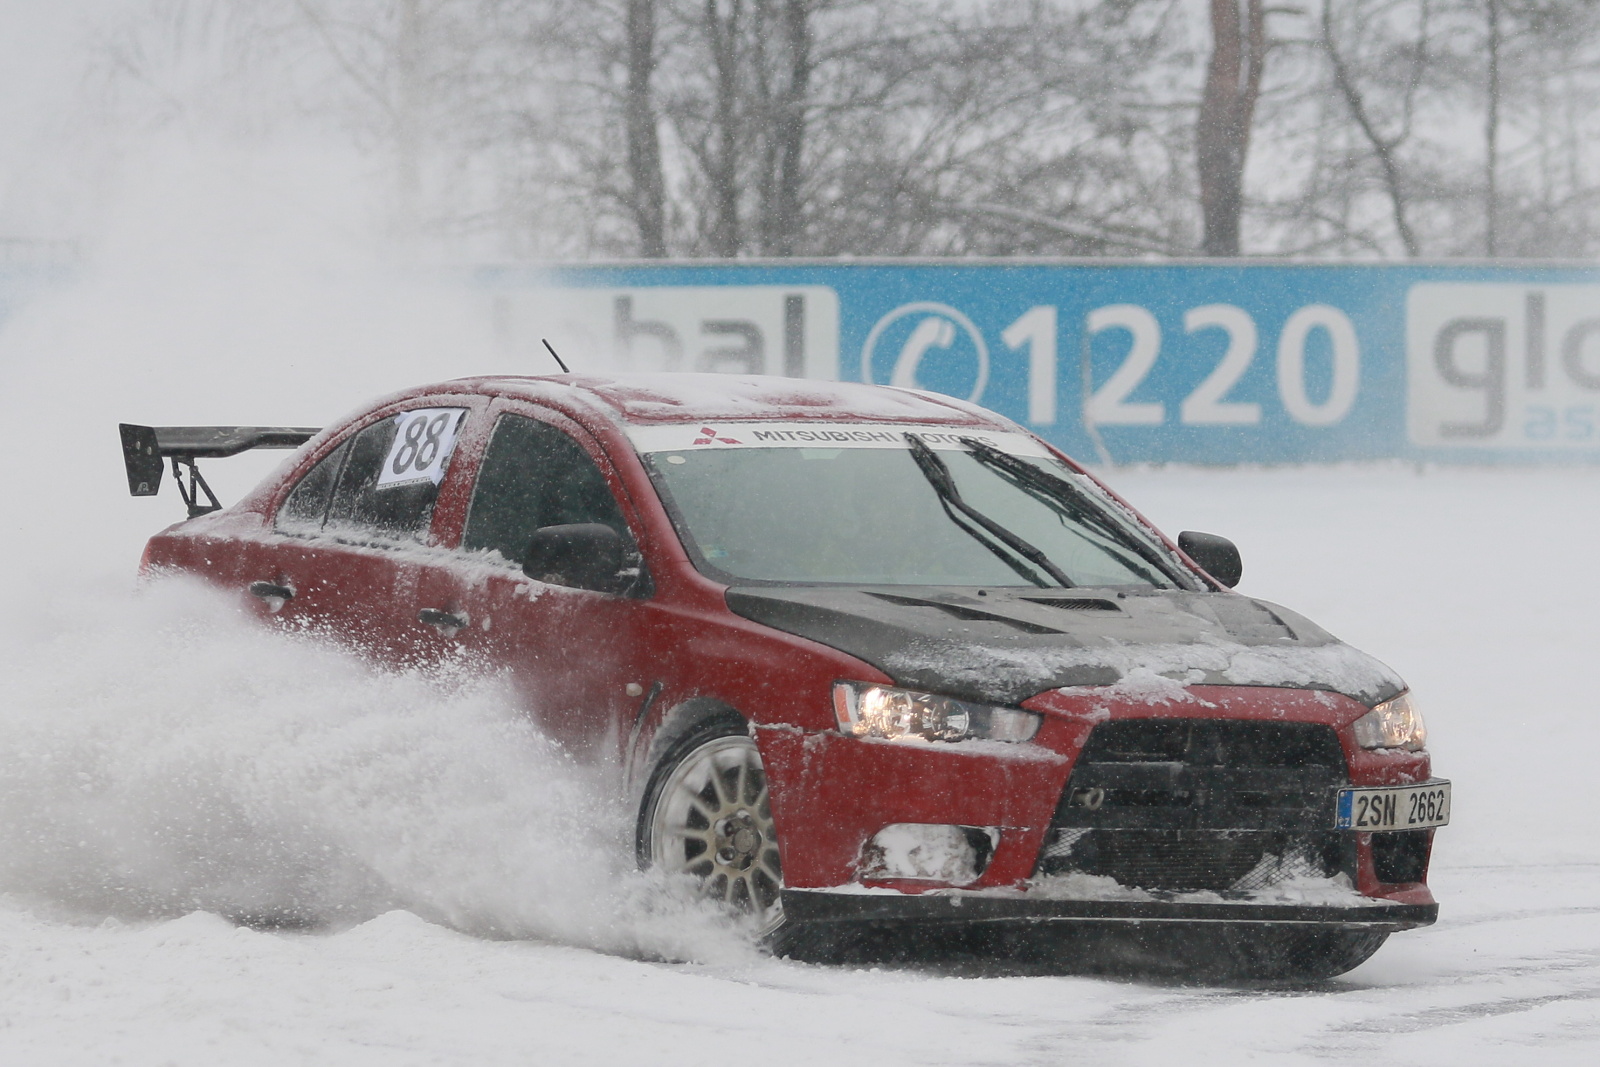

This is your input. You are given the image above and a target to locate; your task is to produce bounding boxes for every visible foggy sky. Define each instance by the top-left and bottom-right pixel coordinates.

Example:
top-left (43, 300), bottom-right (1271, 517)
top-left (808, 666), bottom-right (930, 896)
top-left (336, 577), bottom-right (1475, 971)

top-left (0, 0), bottom-right (134, 239)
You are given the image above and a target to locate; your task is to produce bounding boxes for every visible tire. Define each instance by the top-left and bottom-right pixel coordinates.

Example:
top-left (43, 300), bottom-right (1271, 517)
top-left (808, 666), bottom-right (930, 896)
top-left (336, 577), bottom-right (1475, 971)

top-left (639, 719), bottom-right (785, 937)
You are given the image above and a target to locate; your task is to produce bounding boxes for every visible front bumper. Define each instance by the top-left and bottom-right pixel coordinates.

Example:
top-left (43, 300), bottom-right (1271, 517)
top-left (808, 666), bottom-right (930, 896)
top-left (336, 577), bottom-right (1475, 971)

top-left (756, 687), bottom-right (1441, 903)
top-left (783, 888), bottom-right (1438, 932)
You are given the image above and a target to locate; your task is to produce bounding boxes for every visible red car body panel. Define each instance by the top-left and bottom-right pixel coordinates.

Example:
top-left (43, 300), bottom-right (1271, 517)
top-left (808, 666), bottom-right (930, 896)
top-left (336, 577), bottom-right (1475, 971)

top-left (137, 374), bottom-right (1441, 929)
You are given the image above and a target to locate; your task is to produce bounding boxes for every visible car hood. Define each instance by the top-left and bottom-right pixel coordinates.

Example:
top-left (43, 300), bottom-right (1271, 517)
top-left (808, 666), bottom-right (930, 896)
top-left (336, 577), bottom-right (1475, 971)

top-left (724, 586), bottom-right (1404, 707)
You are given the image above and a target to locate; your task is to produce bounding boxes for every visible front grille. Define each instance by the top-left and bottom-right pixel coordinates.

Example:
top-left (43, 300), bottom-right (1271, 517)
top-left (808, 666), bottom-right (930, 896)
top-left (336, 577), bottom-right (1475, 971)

top-left (1038, 827), bottom-right (1345, 892)
top-left (1037, 720), bottom-right (1351, 893)
top-left (1080, 718), bottom-right (1347, 769)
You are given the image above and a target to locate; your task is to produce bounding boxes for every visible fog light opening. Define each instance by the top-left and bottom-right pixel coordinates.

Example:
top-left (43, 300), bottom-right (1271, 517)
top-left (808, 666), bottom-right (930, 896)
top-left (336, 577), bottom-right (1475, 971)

top-left (858, 824), bottom-right (999, 884)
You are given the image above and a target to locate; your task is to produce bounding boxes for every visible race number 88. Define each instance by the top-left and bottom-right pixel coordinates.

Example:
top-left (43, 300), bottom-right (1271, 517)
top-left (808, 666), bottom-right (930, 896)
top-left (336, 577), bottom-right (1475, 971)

top-left (392, 413), bottom-right (452, 476)
top-left (377, 407), bottom-right (464, 488)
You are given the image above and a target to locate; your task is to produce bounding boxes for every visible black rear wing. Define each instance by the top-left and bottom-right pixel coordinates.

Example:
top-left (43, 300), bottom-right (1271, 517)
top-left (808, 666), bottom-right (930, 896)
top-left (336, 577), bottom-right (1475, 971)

top-left (120, 424), bottom-right (320, 518)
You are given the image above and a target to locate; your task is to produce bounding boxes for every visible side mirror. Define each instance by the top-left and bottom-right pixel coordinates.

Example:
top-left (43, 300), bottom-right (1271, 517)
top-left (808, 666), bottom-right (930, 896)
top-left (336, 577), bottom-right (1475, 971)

top-left (1177, 531), bottom-right (1243, 589)
top-left (523, 523), bottom-right (631, 593)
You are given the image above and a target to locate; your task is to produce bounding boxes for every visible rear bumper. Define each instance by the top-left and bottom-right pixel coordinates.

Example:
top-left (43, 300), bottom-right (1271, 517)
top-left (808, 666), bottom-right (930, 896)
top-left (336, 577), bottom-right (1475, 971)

top-left (782, 888), bottom-right (1438, 932)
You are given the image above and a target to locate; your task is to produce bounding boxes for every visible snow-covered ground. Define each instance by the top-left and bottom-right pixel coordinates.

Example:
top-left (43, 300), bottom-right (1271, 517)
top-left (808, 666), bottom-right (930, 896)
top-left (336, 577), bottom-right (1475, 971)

top-left (2, 861), bottom-right (1595, 1065)
top-left (1, 463), bottom-right (1596, 1065)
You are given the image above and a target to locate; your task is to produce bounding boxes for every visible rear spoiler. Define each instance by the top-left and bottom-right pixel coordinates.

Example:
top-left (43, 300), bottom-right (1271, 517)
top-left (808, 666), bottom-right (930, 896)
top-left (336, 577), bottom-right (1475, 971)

top-left (120, 424), bottom-right (321, 518)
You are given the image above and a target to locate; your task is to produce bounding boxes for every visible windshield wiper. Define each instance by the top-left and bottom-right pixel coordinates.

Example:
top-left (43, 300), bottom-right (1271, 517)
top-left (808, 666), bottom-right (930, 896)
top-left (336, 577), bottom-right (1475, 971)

top-left (957, 437), bottom-right (1178, 585)
top-left (905, 433), bottom-right (1073, 588)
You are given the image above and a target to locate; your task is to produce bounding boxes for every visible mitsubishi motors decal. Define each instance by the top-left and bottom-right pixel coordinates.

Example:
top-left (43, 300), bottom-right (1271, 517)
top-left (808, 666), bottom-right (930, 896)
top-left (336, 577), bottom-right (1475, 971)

top-left (627, 422), bottom-right (1052, 456)
top-left (691, 426), bottom-right (744, 445)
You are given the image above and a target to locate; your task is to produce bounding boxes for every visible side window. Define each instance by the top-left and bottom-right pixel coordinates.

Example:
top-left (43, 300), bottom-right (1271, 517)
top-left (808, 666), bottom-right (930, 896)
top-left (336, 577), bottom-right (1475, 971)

top-left (462, 414), bottom-right (628, 565)
top-left (278, 438), bottom-right (350, 532)
top-left (280, 408), bottom-right (466, 544)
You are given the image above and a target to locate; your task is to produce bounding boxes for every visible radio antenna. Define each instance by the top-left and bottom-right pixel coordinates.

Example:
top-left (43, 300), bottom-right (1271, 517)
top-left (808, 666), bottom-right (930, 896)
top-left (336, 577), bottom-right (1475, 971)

top-left (541, 338), bottom-right (571, 374)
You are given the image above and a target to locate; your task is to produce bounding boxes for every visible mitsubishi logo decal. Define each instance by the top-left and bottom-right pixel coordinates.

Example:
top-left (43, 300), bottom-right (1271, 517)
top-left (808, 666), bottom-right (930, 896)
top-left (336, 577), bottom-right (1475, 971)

top-left (692, 426), bottom-right (743, 445)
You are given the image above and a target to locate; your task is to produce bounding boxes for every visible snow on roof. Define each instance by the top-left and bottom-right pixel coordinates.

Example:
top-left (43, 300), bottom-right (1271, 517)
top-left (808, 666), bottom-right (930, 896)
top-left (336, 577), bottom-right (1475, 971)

top-left (456, 373), bottom-right (1006, 427)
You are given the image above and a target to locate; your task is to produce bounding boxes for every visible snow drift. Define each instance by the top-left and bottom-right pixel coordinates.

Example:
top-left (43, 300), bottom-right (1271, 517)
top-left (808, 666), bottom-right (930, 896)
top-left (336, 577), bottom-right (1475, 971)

top-left (0, 574), bottom-right (748, 963)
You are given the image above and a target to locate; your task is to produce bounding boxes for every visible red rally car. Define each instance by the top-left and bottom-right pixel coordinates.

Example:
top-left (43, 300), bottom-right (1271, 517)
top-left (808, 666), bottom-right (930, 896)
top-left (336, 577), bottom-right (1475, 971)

top-left (121, 373), bottom-right (1449, 978)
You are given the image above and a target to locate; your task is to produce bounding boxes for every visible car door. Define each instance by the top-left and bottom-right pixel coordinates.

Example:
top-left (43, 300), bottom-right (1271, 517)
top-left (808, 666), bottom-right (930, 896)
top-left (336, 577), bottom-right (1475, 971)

top-left (427, 404), bottom-right (651, 757)
top-left (230, 398), bottom-right (485, 666)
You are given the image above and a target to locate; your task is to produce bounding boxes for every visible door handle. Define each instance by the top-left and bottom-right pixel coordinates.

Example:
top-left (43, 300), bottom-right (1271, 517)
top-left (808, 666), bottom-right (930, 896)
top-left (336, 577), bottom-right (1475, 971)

top-left (419, 607), bottom-right (469, 634)
top-left (248, 581), bottom-right (295, 606)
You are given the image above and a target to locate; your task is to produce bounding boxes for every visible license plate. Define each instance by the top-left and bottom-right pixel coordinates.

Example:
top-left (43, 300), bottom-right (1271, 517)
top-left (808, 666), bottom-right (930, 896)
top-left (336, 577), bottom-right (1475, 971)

top-left (1335, 780), bottom-right (1451, 831)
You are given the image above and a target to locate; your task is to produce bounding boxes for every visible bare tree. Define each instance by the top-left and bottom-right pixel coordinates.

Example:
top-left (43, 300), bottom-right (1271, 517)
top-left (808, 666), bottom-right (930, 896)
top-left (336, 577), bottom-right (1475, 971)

top-left (654, 0), bottom-right (823, 256)
top-left (99, 0), bottom-right (1206, 257)
top-left (1485, 0), bottom-right (1502, 254)
top-left (1197, 0), bottom-right (1264, 255)
top-left (1318, 0), bottom-right (1427, 257)
top-left (97, 0), bottom-right (1600, 262)
top-left (759, 0), bottom-right (812, 256)
top-left (625, 0), bottom-right (667, 257)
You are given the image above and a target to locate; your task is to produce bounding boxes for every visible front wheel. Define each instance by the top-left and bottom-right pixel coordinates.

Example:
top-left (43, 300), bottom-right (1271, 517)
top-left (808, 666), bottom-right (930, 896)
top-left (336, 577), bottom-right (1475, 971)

top-left (641, 726), bottom-right (784, 936)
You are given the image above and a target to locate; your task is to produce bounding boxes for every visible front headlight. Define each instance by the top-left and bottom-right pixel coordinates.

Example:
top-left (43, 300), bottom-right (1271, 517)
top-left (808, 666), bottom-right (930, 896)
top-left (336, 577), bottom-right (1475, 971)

top-left (832, 682), bottom-right (1042, 743)
top-left (1352, 691), bottom-right (1427, 751)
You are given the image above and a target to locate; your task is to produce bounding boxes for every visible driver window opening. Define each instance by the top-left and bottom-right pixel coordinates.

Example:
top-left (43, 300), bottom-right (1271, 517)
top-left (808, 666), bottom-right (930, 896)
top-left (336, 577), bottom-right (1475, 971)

top-left (463, 414), bottom-right (629, 567)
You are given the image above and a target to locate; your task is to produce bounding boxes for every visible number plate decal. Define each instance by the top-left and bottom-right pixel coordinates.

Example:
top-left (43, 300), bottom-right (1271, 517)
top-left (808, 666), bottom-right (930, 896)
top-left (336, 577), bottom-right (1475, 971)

top-left (378, 408), bottom-right (466, 488)
top-left (1335, 780), bottom-right (1451, 831)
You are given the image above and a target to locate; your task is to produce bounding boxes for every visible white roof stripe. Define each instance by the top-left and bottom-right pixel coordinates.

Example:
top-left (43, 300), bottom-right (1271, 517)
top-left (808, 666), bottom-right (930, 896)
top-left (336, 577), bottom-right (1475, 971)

top-left (626, 421), bottom-right (1053, 457)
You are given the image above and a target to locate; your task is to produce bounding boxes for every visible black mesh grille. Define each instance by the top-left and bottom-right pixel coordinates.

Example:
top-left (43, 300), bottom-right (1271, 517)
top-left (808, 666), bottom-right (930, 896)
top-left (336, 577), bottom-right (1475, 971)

top-left (1081, 719), bottom-right (1346, 769)
top-left (1038, 719), bottom-right (1352, 893)
top-left (1038, 828), bottom-right (1345, 892)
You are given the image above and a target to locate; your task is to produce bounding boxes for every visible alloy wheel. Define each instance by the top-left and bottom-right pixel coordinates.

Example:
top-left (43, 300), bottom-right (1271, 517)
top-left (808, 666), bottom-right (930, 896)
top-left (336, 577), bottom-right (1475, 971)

top-left (649, 733), bottom-right (783, 934)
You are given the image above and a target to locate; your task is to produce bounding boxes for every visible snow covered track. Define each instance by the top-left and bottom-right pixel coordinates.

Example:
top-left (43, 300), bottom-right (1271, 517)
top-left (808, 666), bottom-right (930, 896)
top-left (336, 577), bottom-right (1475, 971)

top-left (1, 464), bottom-right (1597, 1063)
top-left (1, 865), bottom-right (1596, 1064)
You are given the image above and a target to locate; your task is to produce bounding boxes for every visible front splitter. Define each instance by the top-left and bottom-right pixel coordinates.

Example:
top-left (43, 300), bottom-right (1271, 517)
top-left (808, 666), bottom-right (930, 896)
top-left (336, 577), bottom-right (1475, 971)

top-left (782, 889), bottom-right (1438, 931)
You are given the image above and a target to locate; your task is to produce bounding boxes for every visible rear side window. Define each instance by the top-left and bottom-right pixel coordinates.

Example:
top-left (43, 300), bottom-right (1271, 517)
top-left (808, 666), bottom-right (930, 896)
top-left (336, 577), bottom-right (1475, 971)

top-left (278, 438), bottom-right (349, 532)
top-left (279, 408), bottom-right (466, 545)
top-left (463, 414), bottom-right (627, 565)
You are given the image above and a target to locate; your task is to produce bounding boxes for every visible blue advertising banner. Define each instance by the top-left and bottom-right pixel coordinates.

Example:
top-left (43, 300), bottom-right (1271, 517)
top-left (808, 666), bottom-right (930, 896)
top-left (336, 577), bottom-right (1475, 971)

top-left (476, 261), bottom-right (1600, 464)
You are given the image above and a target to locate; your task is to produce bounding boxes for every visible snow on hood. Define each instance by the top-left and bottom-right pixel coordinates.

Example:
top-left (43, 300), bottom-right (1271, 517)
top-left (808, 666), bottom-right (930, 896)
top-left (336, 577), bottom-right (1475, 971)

top-left (726, 586), bottom-right (1405, 707)
top-left (885, 635), bottom-right (1403, 708)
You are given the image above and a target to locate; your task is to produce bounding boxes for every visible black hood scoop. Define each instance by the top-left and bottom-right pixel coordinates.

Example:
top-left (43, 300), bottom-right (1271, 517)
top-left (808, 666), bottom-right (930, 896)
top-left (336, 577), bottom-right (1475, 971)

top-left (862, 591), bottom-right (1067, 634)
top-left (725, 586), bottom-right (1403, 707)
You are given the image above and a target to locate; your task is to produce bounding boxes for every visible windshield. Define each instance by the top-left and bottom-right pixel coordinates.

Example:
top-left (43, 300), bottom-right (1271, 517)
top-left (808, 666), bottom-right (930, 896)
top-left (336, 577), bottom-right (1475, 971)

top-left (640, 428), bottom-right (1187, 588)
